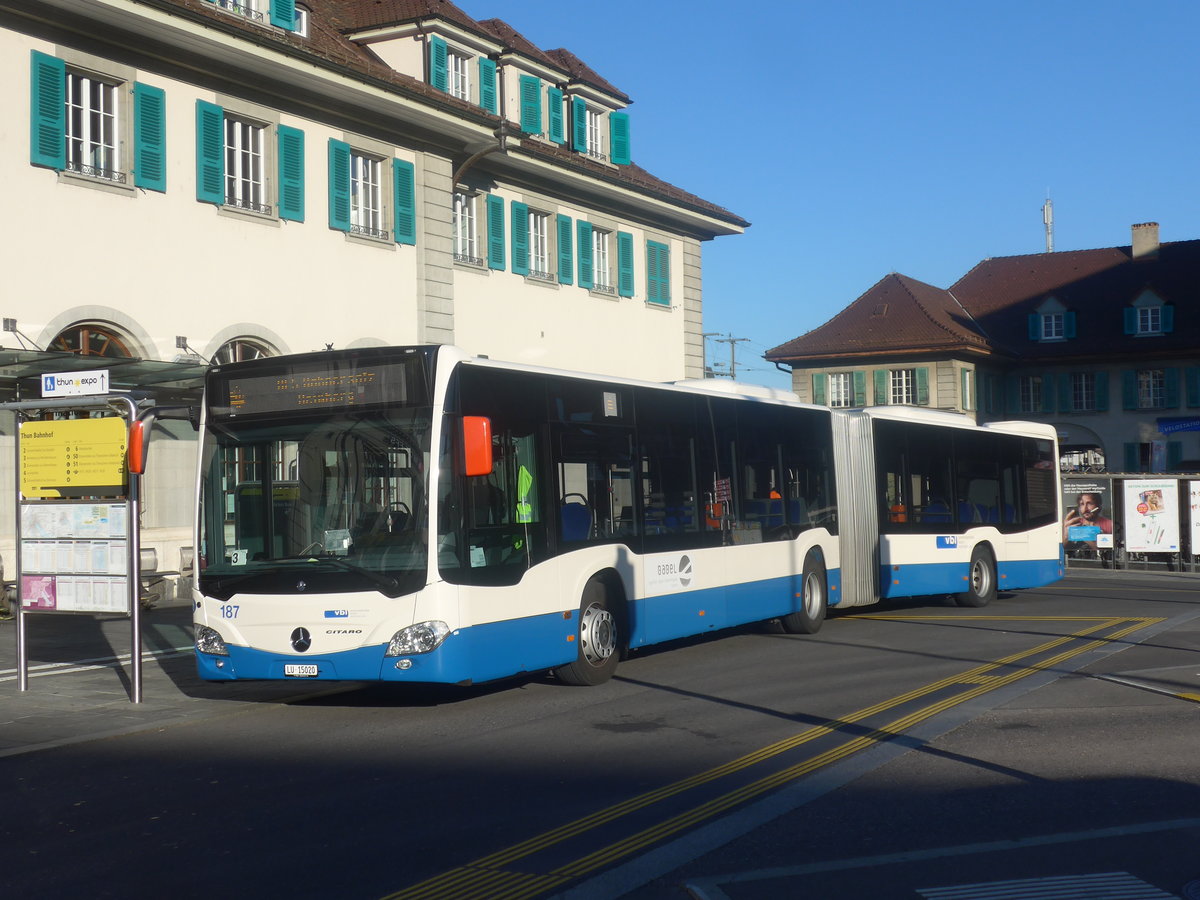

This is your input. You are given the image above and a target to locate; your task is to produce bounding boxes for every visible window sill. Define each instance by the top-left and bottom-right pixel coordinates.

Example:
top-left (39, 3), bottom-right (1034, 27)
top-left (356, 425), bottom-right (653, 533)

top-left (218, 204), bottom-right (281, 227)
top-left (454, 256), bottom-right (489, 273)
top-left (344, 229), bottom-right (393, 249)
top-left (524, 274), bottom-right (559, 290)
top-left (644, 300), bottom-right (672, 311)
top-left (57, 169), bottom-right (136, 198)
top-left (589, 284), bottom-right (619, 301)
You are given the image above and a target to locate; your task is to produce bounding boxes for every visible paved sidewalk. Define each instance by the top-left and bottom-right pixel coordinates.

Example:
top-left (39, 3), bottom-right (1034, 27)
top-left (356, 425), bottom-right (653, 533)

top-left (0, 597), bottom-right (335, 757)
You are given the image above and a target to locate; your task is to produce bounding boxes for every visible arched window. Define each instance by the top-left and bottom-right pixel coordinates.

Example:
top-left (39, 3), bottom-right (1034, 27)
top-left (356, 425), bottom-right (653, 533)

top-left (213, 338), bottom-right (274, 365)
top-left (50, 323), bottom-right (133, 358)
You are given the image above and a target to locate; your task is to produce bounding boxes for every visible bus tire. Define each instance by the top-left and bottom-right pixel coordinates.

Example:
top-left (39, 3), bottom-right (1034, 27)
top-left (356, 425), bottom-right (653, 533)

top-left (554, 579), bottom-right (621, 686)
top-left (957, 545), bottom-right (996, 608)
top-left (780, 553), bottom-right (827, 634)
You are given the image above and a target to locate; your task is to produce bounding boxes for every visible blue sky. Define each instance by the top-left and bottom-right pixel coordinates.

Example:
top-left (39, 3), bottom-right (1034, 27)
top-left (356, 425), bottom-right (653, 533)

top-left (461, 1), bottom-right (1199, 388)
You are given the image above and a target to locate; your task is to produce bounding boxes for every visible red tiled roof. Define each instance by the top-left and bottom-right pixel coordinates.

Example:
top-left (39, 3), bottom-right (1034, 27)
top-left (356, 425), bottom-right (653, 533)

top-left (768, 237), bottom-right (1200, 365)
top-left (544, 48), bottom-right (629, 103)
top-left (140, 0), bottom-right (742, 229)
top-left (326, 0), bottom-right (486, 35)
top-left (476, 18), bottom-right (566, 74)
top-left (952, 239), bottom-right (1200, 360)
top-left (767, 273), bottom-right (991, 362)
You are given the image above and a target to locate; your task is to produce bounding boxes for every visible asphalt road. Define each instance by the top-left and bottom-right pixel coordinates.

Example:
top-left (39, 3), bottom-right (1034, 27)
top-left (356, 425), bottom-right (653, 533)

top-left (1, 570), bottom-right (1198, 900)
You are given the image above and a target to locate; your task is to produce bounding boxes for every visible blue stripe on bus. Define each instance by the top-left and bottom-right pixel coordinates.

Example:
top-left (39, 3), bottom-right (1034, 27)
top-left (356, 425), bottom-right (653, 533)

top-left (196, 566), bottom-right (846, 684)
top-left (879, 557), bottom-right (1061, 599)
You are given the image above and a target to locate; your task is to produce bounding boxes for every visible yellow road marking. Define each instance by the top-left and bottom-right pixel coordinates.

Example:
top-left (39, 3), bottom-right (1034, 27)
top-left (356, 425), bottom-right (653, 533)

top-left (381, 616), bottom-right (1164, 900)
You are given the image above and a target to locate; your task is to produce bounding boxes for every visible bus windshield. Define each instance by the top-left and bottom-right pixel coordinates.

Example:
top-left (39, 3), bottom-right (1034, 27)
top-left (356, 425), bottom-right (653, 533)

top-left (198, 410), bottom-right (431, 600)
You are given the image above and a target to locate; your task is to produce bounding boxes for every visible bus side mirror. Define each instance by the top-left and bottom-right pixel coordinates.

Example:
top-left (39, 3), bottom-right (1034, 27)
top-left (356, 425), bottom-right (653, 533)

top-left (462, 416), bottom-right (493, 477)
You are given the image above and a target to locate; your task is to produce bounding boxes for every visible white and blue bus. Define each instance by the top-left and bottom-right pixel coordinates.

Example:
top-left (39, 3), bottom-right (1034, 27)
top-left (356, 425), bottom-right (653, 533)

top-left (193, 346), bottom-right (1062, 686)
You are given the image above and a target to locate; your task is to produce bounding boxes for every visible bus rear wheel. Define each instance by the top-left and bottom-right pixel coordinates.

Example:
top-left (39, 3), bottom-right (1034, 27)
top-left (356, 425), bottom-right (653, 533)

top-left (554, 579), bottom-right (620, 686)
top-left (956, 546), bottom-right (996, 608)
top-left (780, 553), bottom-right (827, 634)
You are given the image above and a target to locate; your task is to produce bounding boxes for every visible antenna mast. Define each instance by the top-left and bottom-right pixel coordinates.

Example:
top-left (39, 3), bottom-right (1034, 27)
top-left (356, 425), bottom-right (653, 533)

top-left (1042, 195), bottom-right (1054, 253)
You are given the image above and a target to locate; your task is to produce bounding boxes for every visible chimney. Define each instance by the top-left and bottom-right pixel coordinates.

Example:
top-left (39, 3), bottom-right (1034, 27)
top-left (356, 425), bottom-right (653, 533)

top-left (1131, 222), bottom-right (1159, 260)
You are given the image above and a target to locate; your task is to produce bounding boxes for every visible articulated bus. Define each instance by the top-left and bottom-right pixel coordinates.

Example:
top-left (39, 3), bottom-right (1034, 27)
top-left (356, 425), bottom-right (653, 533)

top-left (193, 346), bottom-right (1063, 686)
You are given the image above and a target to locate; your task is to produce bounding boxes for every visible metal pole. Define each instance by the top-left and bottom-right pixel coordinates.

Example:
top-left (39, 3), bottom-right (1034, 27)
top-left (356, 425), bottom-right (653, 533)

top-left (13, 409), bottom-right (27, 692)
top-left (109, 396), bottom-right (141, 704)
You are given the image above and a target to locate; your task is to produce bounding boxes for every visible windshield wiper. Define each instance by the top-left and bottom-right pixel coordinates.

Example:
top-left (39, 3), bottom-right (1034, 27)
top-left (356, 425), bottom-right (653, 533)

top-left (301, 555), bottom-right (403, 598)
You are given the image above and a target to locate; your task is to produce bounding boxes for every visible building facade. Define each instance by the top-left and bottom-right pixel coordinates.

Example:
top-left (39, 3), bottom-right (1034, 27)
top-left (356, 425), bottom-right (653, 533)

top-left (767, 224), bottom-right (1200, 473)
top-left (0, 0), bottom-right (746, 577)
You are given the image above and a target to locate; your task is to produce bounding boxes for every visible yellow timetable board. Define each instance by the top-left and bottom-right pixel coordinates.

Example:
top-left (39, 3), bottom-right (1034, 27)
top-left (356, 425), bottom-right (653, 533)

top-left (19, 418), bottom-right (128, 499)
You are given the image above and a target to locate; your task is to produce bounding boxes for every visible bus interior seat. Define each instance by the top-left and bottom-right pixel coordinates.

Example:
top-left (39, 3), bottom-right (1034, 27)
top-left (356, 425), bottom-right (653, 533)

top-left (560, 495), bottom-right (591, 541)
top-left (924, 500), bottom-right (952, 523)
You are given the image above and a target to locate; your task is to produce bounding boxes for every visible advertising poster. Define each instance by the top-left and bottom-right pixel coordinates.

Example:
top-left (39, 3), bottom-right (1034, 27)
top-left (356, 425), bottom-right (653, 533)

top-left (1123, 479), bottom-right (1180, 553)
top-left (1062, 479), bottom-right (1114, 548)
top-left (1190, 481), bottom-right (1200, 554)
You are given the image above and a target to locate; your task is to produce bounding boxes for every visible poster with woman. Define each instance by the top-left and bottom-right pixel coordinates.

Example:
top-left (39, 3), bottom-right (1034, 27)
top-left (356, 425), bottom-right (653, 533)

top-left (1122, 479), bottom-right (1180, 553)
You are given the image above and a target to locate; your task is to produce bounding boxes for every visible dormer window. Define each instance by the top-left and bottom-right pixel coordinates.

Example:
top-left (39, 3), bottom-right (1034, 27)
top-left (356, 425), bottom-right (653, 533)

top-left (1028, 297), bottom-right (1074, 342)
top-left (1126, 291), bottom-right (1174, 336)
top-left (293, 6), bottom-right (309, 37)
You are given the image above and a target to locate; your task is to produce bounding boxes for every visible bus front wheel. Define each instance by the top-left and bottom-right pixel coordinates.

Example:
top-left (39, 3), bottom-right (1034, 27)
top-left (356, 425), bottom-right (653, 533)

top-left (554, 579), bottom-right (620, 686)
top-left (957, 546), bottom-right (996, 608)
top-left (780, 554), bottom-right (827, 634)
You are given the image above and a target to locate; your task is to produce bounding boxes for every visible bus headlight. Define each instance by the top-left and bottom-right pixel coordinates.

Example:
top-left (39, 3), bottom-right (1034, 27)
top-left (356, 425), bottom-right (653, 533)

top-left (384, 621), bottom-right (450, 656)
top-left (195, 625), bottom-right (229, 656)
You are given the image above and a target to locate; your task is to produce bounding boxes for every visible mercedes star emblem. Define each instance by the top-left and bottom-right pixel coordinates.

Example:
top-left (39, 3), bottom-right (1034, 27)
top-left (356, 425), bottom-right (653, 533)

top-left (291, 627), bottom-right (312, 652)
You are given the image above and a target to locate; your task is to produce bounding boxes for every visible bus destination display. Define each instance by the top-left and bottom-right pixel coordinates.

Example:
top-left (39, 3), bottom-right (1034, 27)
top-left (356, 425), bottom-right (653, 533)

top-left (220, 362), bottom-right (410, 417)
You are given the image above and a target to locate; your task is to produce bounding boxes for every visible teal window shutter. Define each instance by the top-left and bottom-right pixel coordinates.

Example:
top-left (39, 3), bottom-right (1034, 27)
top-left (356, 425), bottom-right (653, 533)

top-left (276, 125), bottom-right (304, 222)
top-left (1164, 368), bottom-right (1180, 408)
top-left (873, 370), bottom-right (888, 405)
top-left (547, 87), bottom-right (565, 143)
top-left (609, 112), bottom-right (630, 165)
top-left (572, 96), bottom-right (587, 152)
top-left (133, 82), bottom-right (166, 192)
top-left (479, 59), bottom-right (498, 114)
top-left (1186, 367), bottom-right (1200, 408)
top-left (393, 158), bottom-right (415, 244)
top-left (1005, 376), bottom-right (1019, 414)
top-left (1027, 313), bottom-right (1039, 341)
top-left (646, 240), bottom-right (670, 305)
top-left (511, 201), bottom-right (529, 275)
top-left (519, 76), bottom-right (541, 134)
top-left (269, 0), bottom-right (295, 30)
top-left (429, 37), bottom-right (448, 92)
top-left (1168, 441), bottom-right (1183, 469)
top-left (1123, 308), bottom-right (1137, 334)
top-left (853, 371), bottom-right (867, 407)
top-left (616, 231), bottom-right (634, 297)
top-left (577, 221), bottom-right (594, 289)
top-left (327, 138), bottom-right (351, 231)
top-left (916, 367), bottom-right (929, 406)
top-left (30, 51), bottom-right (66, 170)
top-left (1123, 443), bottom-right (1140, 472)
top-left (1163, 304), bottom-right (1175, 333)
top-left (196, 100), bottom-right (224, 204)
top-left (1058, 374), bottom-right (1072, 411)
top-left (1094, 372), bottom-right (1109, 411)
top-left (486, 194), bottom-right (505, 270)
top-left (1064, 311), bottom-right (1076, 339)
top-left (812, 373), bottom-right (827, 406)
top-left (556, 214), bottom-right (573, 284)
top-left (1040, 374), bottom-right (1055, 413)
top-left (1122, 370), bottom-right (1137, 410)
